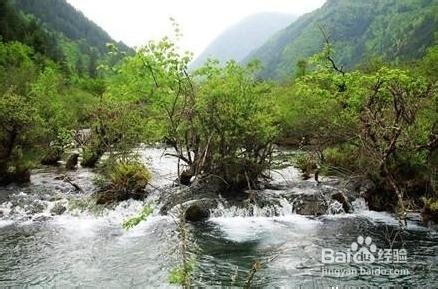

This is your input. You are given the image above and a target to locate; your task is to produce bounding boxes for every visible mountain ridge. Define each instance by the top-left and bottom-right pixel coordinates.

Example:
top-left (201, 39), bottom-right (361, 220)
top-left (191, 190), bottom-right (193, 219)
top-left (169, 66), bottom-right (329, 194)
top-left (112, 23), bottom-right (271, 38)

top-left (190, 12), bottom-right (296, 69)
top-left (247, 0), bottom-right (438, 79)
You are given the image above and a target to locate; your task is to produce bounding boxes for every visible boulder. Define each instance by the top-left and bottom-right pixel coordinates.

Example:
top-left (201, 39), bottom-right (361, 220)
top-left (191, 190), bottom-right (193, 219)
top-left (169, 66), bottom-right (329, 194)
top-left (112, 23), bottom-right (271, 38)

top-left (65, 153), bottom-right (79, 170)
top-left (331, 191), bottom-right (352, 213)
top-left (182, 199), bottom-right (218, 222)
top-left (293, 192), bottom-right (328, 216)
top-left (190, 175), bottom-right (228, 195)
top-left (159, 175), bottom-right (226, 215)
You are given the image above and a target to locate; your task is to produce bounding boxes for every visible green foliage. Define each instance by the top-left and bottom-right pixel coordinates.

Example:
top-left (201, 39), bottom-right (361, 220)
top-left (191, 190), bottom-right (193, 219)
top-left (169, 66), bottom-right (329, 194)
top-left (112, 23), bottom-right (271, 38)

top-left (81, 142), bottom-right (104, 168)
top-left (168, 260), bottom-right (195, 286)
top-left (122, 205), bottom-right (154, 230)
top-left (422, 197), bottom-right (438, 211)
top-left (278, 39), bottom-right (437, 211)
top-left (0, 88), bottom-right (40, 183)
top-left (109, 38), bottom-right (280, 190)
top-left (248, 0), bottom-right (438, 79)
top-left (107, 160), bottom-right (152, 193)
top-left (190, 60), bottom-right (279, 188)
top-left (417, 41), bottom-right (438, 81)
top-left (294, 153), bottom-right (318, 177)
top-left (0, 0), bottom-right (64, 63)
top-left (14, 0), bottom-right (131, 56)
top-left (0, 41), bottom-right (37, 95)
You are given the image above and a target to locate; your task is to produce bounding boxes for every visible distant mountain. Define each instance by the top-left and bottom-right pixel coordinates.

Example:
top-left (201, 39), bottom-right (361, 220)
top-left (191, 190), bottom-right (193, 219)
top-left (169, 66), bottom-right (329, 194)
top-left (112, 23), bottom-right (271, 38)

top-left (247, 0), bottom-right (438, 79)
top-left (190, 12), bottom-right (296, 69)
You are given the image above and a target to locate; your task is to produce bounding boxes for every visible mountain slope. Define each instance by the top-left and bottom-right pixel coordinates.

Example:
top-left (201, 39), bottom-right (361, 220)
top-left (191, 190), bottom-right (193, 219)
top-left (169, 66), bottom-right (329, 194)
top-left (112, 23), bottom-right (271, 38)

top-left (4, 0), bottom-right (132, 77)
top-left (247, 0), bottom-right (438, 79)
top-left (14, 0), bottom-right (130, 54)
top-left (0, 0), bottom-right (64, 62)
top-left (190, 12), bottom-right (296, 69)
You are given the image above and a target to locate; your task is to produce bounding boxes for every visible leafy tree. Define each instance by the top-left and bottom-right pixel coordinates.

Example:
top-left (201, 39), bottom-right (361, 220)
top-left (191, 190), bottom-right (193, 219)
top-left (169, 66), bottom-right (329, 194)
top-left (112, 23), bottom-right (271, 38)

top-left (0, 89), bottom-right (41, 184)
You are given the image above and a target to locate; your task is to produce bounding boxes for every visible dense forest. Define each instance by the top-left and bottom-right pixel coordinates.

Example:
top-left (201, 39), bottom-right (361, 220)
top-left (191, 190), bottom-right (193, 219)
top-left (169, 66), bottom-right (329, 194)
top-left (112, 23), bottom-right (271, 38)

top-left (0, 0), bottom-right (437, 286)
top-left (248, 0), bottom-right (438, 79)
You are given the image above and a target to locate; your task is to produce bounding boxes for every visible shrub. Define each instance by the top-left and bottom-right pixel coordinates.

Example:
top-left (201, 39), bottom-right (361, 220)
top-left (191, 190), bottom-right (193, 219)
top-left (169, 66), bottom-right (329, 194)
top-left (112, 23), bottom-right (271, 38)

top-left (294, 153), bottom-right (318, 179)
top-left (108, 160), bottom-right (152, 193)
top-left (81, 140), bottom-right (105, 168)
top-left (421, 197), bottom-right (438, 224)
top-left (95, 160), bottom-right (152, 204)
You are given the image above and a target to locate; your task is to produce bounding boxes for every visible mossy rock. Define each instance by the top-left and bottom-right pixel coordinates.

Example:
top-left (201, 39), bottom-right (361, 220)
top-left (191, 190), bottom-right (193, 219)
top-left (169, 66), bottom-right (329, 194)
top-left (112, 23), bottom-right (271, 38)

top-left (65, 153), bottom-right (79, 170)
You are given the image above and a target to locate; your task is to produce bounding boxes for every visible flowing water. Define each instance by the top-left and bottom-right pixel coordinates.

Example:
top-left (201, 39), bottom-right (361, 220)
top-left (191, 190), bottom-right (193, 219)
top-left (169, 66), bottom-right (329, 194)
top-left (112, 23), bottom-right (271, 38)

top-left (0, 147), bottom-right (437, 288)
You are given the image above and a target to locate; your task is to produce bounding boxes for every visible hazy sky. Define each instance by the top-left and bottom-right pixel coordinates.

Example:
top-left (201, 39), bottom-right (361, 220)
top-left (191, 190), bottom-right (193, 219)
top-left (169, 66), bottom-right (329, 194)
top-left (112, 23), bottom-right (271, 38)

top-left (66, 0), bottom-right (326, 57)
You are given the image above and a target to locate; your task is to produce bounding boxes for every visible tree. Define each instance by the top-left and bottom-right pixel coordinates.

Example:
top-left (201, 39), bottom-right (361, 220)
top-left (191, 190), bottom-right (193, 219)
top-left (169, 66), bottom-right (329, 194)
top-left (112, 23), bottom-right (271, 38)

top-left (107, 38), bottom-right (280, 190)
top-left (0, 89), bottom-right (40, 184)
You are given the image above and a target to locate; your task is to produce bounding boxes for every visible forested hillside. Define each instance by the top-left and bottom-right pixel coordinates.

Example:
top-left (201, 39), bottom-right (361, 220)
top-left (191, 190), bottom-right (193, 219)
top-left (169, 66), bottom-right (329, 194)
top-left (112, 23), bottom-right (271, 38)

top-left (0, 0), bottom-right (64, 62)
top-left (14, 0), bottom-right (130, 55)
top-left (248, 0), bottom-right (438, 79)
top-left (190, 12), bottom-right (295, 68)
top-left (3, 0), bottom-right (131, 77)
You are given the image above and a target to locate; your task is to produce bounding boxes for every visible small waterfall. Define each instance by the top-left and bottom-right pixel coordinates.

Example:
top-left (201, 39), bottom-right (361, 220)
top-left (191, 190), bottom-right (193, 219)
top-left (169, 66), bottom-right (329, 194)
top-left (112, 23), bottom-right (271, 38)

top-left (352, 197), bottom-right (369, 212)
top-left (210, 197), bottom-right (294, 218)
top-left (327, 200), bottom-right (344, 214)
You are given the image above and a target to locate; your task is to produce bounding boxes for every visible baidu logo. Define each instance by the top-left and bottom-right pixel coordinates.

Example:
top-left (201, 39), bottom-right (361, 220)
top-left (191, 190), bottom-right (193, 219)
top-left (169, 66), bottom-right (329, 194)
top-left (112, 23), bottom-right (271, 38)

top-left (322, 235), bottom-right (407, 264)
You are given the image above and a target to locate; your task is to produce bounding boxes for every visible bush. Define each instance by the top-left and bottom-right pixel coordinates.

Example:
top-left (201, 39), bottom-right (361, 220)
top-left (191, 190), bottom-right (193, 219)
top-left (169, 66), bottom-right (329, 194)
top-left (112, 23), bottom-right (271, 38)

top-left (108, 160), bottom-right (152, 193)
top-left (95, 160), bottom-right (152, 204)
top-left (81, 143), bottom-right (104, 168)
top-left (294, 153), bottom-right (318, 179)
top-left (421, 197), bottom-right (438, 224)
top-left (40, 147), bottom-right (63, 165)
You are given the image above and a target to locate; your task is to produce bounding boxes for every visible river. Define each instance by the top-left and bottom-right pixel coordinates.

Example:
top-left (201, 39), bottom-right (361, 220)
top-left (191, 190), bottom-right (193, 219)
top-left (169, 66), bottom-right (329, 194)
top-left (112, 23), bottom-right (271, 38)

top-left (0, 147), bottom-right (437, 288)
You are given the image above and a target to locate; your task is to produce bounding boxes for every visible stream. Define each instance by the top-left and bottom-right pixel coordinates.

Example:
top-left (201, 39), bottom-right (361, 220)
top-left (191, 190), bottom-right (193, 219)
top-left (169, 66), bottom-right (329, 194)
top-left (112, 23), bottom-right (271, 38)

top-left (0, 147), bottom-right (437, 288)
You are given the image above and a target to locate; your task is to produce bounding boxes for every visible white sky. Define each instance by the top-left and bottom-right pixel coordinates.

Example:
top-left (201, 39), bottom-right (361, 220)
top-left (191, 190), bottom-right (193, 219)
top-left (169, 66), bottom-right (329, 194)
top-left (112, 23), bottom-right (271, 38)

top-left (66, 0), bottom-right (326, 57)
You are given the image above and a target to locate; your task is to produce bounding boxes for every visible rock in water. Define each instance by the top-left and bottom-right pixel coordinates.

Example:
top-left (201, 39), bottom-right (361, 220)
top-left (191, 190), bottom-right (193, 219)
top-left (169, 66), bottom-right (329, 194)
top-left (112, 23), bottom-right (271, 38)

top-left (50, 202), bottom-right (67, 215)
top-left (184, 201), bottom-right (212, 222)
top-left (65, 153), bottom-right (79, 170)
top-left (331, 192), bottom-right (352, 213)
top-left (293, 193), bottom-right (328, 216)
